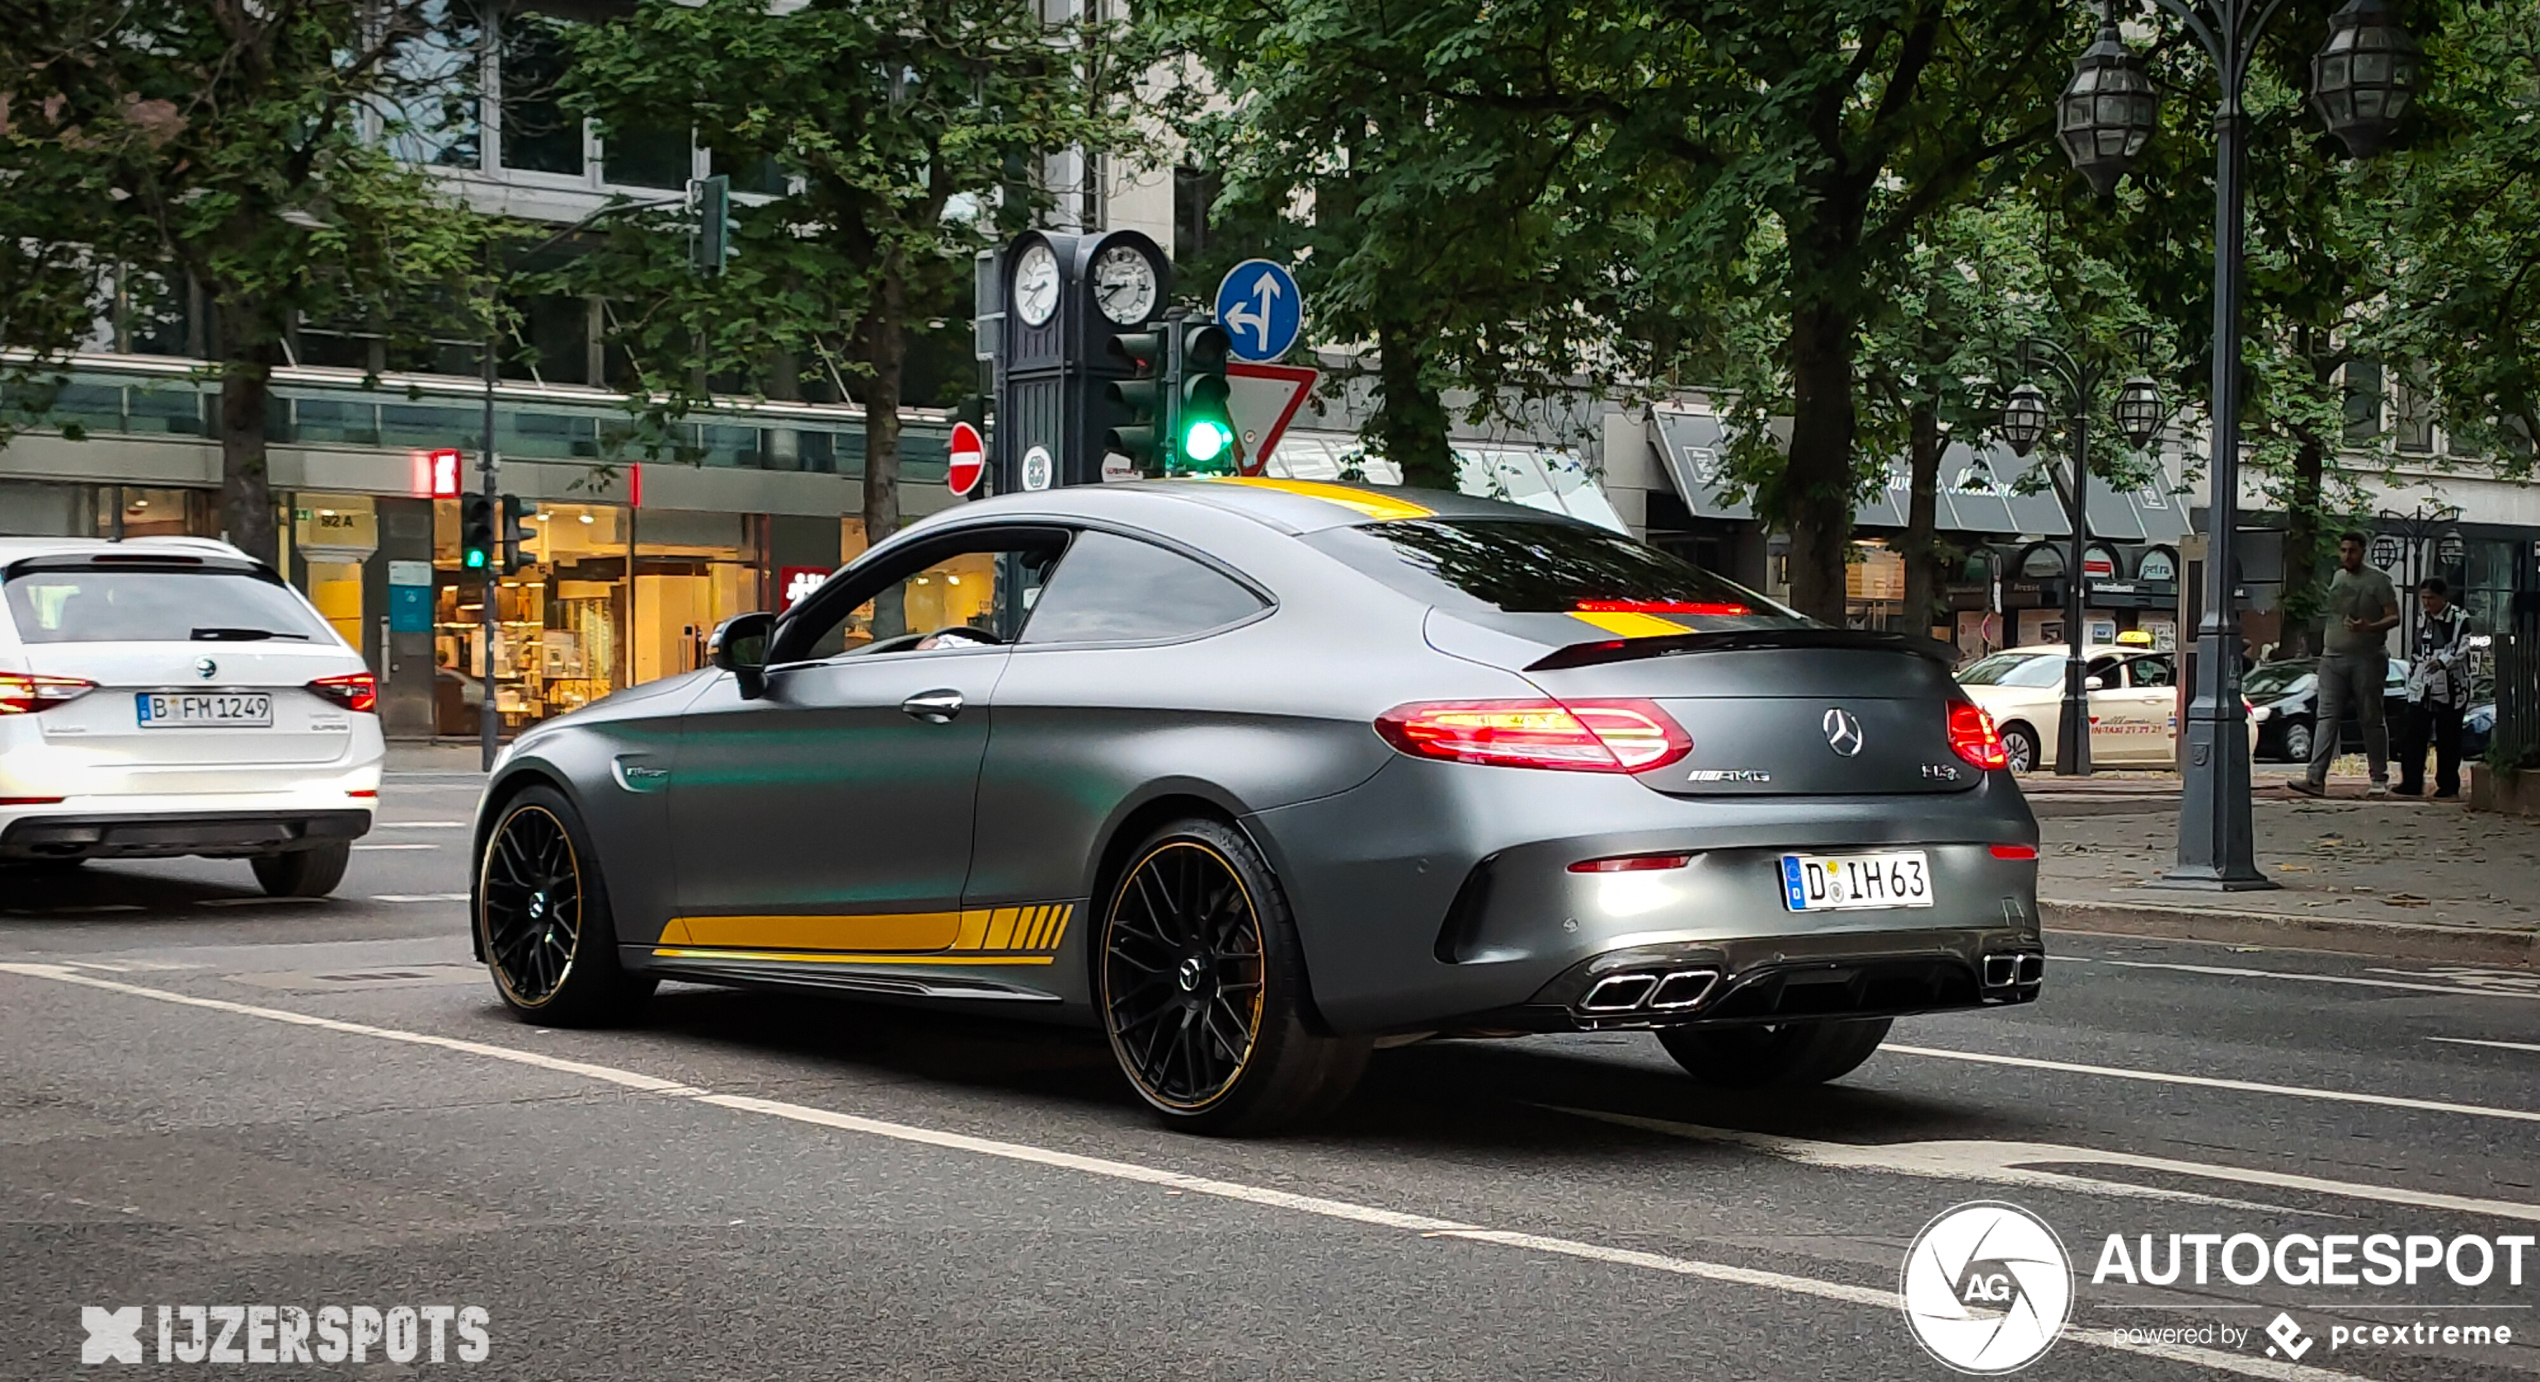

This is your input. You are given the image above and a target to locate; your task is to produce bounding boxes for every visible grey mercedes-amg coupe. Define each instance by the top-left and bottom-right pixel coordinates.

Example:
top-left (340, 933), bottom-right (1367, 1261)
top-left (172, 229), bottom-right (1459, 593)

top-left (469, 478), bottom-right (2042, 1134)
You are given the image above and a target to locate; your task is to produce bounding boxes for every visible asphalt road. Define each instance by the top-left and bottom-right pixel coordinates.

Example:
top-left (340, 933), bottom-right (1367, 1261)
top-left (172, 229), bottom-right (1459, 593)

top-left (4, 768), bottom-right (2538, 1381)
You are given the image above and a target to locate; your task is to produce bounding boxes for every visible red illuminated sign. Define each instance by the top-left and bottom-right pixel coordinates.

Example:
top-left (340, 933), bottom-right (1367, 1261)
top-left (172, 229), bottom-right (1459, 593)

top-left (778, 566), bottom-right (830, 610)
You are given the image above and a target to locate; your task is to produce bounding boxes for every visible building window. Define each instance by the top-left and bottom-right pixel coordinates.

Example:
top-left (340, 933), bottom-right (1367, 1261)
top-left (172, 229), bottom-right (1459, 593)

top-left (383, 0), bottom-right (483, 171)
top-left (1173, 163), bottom-right (1220, 265)
top-left (2392, 369), bottom-right (2436, 453)
top-left (499, 14), bottom-right (583, 176)
top-left (604, 123), bottom-right (692, 190)
top-left (2341, 360), bottom-right (2383, 445)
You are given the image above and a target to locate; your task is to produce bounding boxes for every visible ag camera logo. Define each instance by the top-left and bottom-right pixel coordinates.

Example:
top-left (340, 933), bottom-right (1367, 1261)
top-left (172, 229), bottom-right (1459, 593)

top-left (1902, 1201), bottom-right (2074, 1374)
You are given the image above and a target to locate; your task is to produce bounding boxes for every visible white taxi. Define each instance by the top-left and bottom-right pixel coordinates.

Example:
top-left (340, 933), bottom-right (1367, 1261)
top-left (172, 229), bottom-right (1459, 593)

top-left (1955, 640), bottom-right (2253, 773)
top-left (0, 537), bottom-right (382, 894)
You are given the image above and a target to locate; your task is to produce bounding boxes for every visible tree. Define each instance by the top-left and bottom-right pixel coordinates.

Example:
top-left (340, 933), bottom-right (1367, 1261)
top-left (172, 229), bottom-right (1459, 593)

top-left (0, 0), bottom-right (489, 563)
top-left (1144, 0), bottom-right (1627, 487)
top-left (557, 0), bottom-right (1122, 555)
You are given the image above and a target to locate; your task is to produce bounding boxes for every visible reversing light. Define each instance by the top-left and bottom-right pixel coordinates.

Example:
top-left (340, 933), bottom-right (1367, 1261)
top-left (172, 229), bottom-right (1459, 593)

top-left (309, 672), bottom-right (378, 714)
top-left (0, 672), bottom-right (96, 714)
top-left (1989, 843), bottom-right (2039, 861)
top-left (1948, 700), bottom-right (2010, 771)
top-left (1568, 852), bottom-right (1695, 873)
top-left (1573, 599), bottom-right (1752, 617)
top-left (1374, 698), bottom-right (1693, 773)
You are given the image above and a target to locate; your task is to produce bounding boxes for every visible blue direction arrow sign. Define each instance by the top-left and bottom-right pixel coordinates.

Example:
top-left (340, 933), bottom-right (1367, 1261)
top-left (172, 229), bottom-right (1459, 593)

top-left (1214, 259), bottom-right (1303, 363)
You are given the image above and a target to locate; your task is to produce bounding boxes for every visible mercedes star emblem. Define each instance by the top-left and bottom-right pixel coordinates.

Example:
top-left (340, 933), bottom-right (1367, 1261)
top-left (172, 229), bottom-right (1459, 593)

top-left (194, 657), bottom-right (218, 680)
top-left (1821, 707), bottom-right (1865, 757)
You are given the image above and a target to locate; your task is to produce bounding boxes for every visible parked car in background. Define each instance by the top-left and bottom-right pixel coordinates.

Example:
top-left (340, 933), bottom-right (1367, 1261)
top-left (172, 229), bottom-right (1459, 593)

top-left (1955, 643), bottom-right (2257, 772)
top-left (0, 537), bottom-right (381, 895)
top-left (2244, 657), bottom-right (2410, 763)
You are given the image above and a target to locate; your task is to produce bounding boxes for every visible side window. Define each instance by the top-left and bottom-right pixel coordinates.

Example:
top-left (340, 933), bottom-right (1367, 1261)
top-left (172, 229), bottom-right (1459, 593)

top-left (1018, 531), bottom-right (1268, 646)
top-left (2086, 654), bottom-right (2123, 687)
top-left (789, 536), bottom-right (1065, 661)
top-left (2128, 655), bottom-right (2174, 689)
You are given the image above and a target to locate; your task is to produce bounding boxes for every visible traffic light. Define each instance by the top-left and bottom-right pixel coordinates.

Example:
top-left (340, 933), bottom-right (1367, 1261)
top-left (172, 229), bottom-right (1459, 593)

top-left (1102, 329), bottom-right (1167, 476)
top-left (690, 175), bottom-right (734, 277)
top-left (1173, 320), bottom-right (1235, 473)
top-left (460, 494), bottom-right (495, 572)
top-left (499, 494), bottom-right (536, 574)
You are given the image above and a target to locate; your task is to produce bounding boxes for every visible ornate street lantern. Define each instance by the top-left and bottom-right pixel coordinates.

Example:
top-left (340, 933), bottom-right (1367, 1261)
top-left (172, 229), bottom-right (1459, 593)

top-left (2001, 384), bottom-right (2051, 457)
top-left (2313, 0), bottom-right (2421, 157)
top-left (2115, 376), bottom-right (2166, 449)
top-left (2058, 11), bottom-right (2162, 195)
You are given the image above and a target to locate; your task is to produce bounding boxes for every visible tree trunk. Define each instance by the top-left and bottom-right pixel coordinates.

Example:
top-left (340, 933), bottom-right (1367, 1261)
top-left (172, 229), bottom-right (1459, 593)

top-left (1372, 318), bottom-right (1454, 491)
top-left (2278, 431), bottom-right (2327, 659)
top-left (1901, 398), bottom-right (1945, 641)
top-left (1782, 298), bottom-right (1859, 624)
top-left (863, 258), bottom-right (907, 637)
top-left (215, 308), bottom-right (278, 567)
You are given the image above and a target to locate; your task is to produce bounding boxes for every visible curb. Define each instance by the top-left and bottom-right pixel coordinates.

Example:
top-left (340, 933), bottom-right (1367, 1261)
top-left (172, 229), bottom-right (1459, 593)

top-left (2040, 896), bottom-right (2540, 968)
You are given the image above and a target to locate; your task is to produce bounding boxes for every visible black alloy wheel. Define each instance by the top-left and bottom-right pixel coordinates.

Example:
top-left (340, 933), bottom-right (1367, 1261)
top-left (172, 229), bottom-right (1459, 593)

top-left (1097, 818), bottom-right (1369, 1135)
top-left (1104, 841), bottom-right (1266, 1109)
top-left (1659, 1018), bottom-right (1892, 1089)
top-left (477, 787), bottom-right (652, 1025)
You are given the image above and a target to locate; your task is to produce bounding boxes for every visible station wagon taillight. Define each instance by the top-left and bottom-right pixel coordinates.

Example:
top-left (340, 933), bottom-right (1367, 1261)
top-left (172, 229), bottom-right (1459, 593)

top-left (1948, 700), bottom-right (2009, 771)
top-left (0, 672), bottom-right (95, 715)
top-left (1375, 698), bottom-right (1692, 773)
top-left (308, 672), bottom-right (378, 714)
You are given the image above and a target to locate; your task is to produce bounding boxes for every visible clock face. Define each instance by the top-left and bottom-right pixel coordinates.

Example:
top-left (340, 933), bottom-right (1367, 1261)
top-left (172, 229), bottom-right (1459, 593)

top-left (1013, 244), bottom-right (1060, 327)
top-left (1091, 245), bottom-right (1158, 326)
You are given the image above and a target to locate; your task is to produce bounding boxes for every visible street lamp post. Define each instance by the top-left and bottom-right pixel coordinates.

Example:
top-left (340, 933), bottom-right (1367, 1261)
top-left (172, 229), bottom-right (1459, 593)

top-left (2049, 0), bottom-right (2419, 887)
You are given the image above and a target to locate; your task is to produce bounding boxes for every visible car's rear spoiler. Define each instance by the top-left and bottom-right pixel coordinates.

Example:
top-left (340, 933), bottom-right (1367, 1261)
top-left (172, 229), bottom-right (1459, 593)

top-left (4, 553), bottom-right (281, 583)
top-left (1527, 626), bottom-right (1959, 672)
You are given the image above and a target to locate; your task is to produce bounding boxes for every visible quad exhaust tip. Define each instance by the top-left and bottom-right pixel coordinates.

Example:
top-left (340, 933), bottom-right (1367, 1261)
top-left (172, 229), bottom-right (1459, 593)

top-left (1580, 968), bottom-right (1719, 1014)
top-left (1983, 952), bottom-right (2045, 988)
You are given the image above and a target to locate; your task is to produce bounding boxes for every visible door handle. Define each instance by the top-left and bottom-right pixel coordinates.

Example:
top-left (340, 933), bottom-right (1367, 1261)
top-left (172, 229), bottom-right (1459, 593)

top-left (901, 689), bottom-right (964, 722)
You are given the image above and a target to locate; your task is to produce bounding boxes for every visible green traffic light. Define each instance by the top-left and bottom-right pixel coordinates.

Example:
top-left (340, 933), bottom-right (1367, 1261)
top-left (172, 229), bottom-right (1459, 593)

top-left (1182, 419), bottom-right (1233, 464)
top-left (464, 549), bottom-right (487, 569)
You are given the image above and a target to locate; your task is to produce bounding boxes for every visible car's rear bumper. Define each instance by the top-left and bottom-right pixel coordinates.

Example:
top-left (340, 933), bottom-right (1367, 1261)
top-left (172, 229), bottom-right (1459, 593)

top-left (0, 807), bottom-right (372, 859)
top-left (1248, 756), bottom-right (2041, 1034)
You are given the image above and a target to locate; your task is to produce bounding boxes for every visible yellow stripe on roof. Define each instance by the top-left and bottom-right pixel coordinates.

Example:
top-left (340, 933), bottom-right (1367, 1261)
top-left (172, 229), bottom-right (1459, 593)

top-left (1203, 477), bottom-right (1435, 521)
top-left (1571, 610), bottom-right (1691, 639)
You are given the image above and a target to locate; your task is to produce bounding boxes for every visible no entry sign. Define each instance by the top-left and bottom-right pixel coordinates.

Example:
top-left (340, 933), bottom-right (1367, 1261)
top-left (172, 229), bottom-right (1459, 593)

top-left (947, 421), bottom-right (985, 496)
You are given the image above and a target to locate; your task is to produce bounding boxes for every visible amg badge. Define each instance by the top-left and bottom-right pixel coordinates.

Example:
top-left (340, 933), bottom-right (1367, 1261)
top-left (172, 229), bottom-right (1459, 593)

top-left (1686, 768), bottom-right (1772, 783)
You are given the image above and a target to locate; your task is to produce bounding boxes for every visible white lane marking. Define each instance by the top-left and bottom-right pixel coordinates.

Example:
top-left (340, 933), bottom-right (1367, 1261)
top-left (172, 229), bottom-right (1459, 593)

top-left (1551, 1107), bottom-right (2540, 1223)
top-left (2092, 958), bottom-right (2540, 1001)
top-left (2431, 1037), bottom-right (2540, 1055)
top-left (352, 843), bottom-right (438, 852)
top-left (370, 893), bottom-right (469, 903)
top-left (0, 961), bottom-right (2370, 1382)
top-left (2369, 966), bottom-right (2540, 994)
top-left (372, 821), bottom-right (469, 829)
top-left (0, 964), bottom-right (696, 1095)
top-left (1885, 1045), bottom-right (2540, 1124)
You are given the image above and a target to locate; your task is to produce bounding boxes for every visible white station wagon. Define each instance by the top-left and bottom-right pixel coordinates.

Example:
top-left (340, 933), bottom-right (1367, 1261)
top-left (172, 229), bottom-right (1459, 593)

top-left (0, 537), bottom-right (382, 895)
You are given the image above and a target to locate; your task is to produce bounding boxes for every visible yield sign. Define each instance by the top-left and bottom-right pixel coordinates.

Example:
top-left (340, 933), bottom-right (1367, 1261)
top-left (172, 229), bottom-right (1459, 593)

top-left (947, 420), bottom-right (985, 495)
top-left (1224, 363), bottom-right (1319, 476)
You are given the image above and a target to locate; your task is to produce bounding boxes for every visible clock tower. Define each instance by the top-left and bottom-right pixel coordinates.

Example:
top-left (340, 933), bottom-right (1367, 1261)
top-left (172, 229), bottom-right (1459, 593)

top-left (992, 229), bottom-right (1172, 495)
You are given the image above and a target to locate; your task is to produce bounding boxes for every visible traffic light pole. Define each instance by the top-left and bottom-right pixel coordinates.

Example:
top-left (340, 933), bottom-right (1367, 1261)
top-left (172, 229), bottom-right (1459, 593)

top-left (479, 319), bottom-right (500, 773)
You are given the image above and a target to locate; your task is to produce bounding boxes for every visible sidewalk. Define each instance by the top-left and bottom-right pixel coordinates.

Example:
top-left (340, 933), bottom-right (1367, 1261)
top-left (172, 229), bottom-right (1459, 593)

top-left (2031, 774), bottom-right (2540, 967)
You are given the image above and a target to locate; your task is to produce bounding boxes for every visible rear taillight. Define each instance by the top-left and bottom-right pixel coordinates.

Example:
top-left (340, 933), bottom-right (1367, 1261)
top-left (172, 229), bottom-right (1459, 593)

top-left (309, 672), bottom-right (378, 714)
top-left (1948, 700), bottom-right (2009, 771)
top-left (0, 673), bottom-right (95, 714)
top-left (1989, 843), bottom-right (2039, 860)
top-left (1569, 852), bottom-right (1695, 873)
top-left (1375, 698), bottom-right (1693, 773)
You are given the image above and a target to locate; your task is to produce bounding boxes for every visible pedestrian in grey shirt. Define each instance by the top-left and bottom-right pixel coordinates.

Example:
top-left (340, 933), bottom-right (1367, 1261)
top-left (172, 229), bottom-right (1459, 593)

top-left (2291, 531), bottom-right (2399, 797)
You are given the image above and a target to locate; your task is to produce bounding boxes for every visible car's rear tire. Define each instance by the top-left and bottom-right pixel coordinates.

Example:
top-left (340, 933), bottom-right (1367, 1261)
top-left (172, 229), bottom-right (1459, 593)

top-left (477, 786), bottom-right (654, 1027)
top-left (1658, 1018), bottom-right (1892, 1089)
top-left (251, 842), bottom-right (350, 898)
top-left (1097, 817), bottom-right (1368, 1136)
top-left (1998, 723), bottom-right (2040, 774)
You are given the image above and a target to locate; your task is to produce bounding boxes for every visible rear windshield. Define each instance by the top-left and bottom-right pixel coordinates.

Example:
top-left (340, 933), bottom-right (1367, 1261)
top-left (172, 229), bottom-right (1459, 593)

top-left (1304, 518), bottom-right (1807, 629)
top-left (4, 568), bottom-right (335, 645)
top-left (1957, 653), bottom-right (2064, 688)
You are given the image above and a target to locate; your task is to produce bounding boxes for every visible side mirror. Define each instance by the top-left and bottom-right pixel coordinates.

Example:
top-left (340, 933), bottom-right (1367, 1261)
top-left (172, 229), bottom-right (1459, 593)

top-left (709, 612), bottom-right (775, 699)
top-left (2083, 675), bottom-right (2106, 692)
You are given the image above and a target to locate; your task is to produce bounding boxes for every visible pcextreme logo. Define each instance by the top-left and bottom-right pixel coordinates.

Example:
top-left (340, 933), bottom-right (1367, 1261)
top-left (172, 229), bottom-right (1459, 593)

top-left (1901, 1201), bottom-right (2075, 1374)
